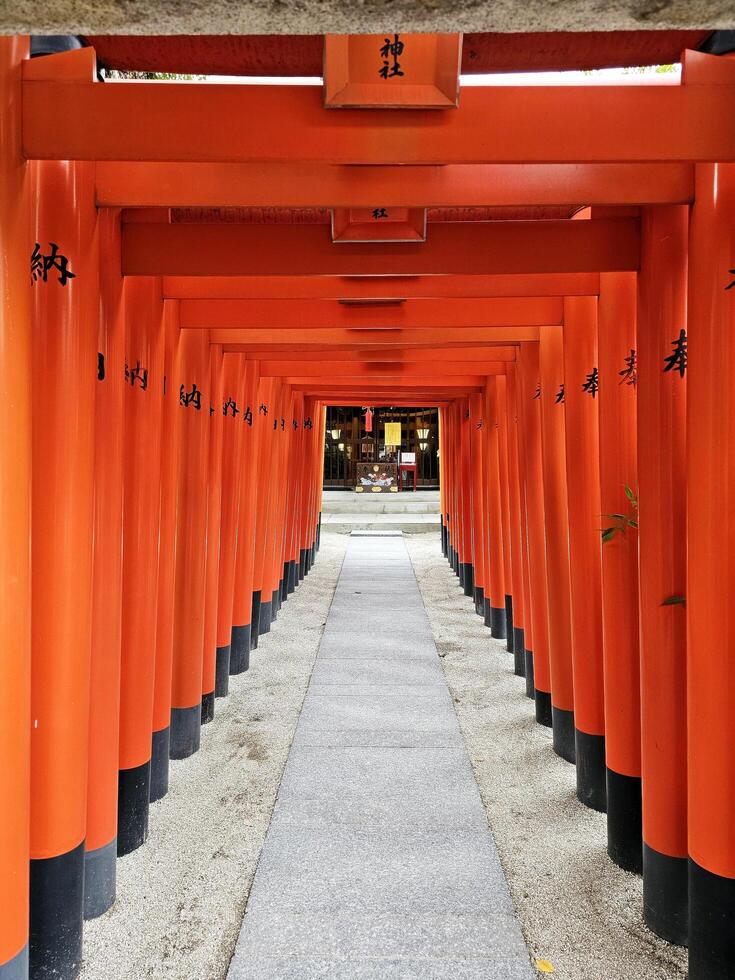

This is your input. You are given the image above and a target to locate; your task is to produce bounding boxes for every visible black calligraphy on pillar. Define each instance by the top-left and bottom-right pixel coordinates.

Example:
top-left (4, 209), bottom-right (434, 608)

top-left (179, 383), bottom-right (202, 410)
top-left (125, 360), bottom-right (148, 391)
top-left (533, 383), bottom-right (541, 400)
top-left (223, 396), bottom-right (240, 417)
top-left (97, 353), bottom-right (105, 381)
top-left (243, 405), bottom-right (253, 426)
top-left (379, 33), bottom-right (405, 79)
top-left (725, 269), bottom-right (735, 290)
top-left (618, 348), bottom-right (638, 387)
top-left (663, 328), bottom-right (687, 377)
top-left (582, 366), bottom-right (599, 398)
top-left (475, 420), bottom-right (484, 430)
top-left (31, 242), bottom-right (76, 287)
top-left (555, 383), bottom-right (565, 404)
top-left (280, 418), bottom-right (286, 430)
top-left (372, 208), bottom-right (389, 220)
top-left (304, 417), bottom-right (313, 429)
top-left (292, 419), bottom-right (299, 430)
top-left (258, 403), bottom-right (268, 416)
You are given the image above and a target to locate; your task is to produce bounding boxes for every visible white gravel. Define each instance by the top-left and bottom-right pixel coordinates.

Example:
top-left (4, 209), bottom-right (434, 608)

top-left (80, 532), bottom-right (347, 980)
top-left (404, 532), bottom-right (687, 980)
top-left (81, 530), bottom-right (687, 980)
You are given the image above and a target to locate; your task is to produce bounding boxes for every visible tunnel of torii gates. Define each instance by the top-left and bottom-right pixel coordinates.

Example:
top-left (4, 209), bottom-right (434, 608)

top-left (3, 25), bottom-right (735, 980)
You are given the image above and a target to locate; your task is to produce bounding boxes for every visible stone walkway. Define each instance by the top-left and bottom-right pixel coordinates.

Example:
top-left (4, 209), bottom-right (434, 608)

top-left (227, 533), bottom-right (535, 979)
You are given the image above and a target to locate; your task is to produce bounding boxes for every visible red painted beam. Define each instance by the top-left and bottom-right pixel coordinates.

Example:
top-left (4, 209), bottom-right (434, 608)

top-left (164, 273), bottom-right (601, 299)
top-left (122, 220), bottom-right (639, 276)
top-left (96, 162), bottom-right (694, 208)
top-left (216, 326), bottom-right (541, 346)
top-left (181, 297), bottom-right (562, 329)
top-left (23, 71), bottom-right (735, 163)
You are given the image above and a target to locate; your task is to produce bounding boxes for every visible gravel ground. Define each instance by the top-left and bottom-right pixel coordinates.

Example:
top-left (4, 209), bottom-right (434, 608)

top-left (80, 532), bottom-right (347, 980)
top-left (405, 532), bottom-right (688, 980)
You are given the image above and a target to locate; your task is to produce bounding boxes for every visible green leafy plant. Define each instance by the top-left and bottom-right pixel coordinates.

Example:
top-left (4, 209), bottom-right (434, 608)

top-left (601, 485), bottom-right (638, 543)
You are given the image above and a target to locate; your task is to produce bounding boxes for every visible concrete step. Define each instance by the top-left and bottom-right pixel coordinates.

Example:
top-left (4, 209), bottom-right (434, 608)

top-left (321, 513), bottom-right (440, 534)
top-left (322, 490), bottom-right (440, 516)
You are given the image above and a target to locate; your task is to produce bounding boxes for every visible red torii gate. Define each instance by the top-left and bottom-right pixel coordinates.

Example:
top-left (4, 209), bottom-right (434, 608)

top-left (1, 33), bottom-right (734, 980)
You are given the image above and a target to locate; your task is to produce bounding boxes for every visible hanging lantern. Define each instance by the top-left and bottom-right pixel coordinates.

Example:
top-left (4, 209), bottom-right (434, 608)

top-left (330, 427), bottom-right (341, 440)
top-left (363, 407), bottom-right (374, 433)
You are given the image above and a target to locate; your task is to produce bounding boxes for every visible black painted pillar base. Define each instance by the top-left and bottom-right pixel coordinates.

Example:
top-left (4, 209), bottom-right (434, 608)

top-left (643, 843), bottom-right (688, 946)
top-left (462, 562), bottom-right (474, 597)
top-left (230, 624), bottom-right (251, 674)
top-left (30, 841), bottom-right (84, 980)
top-left (552, 705), bottom-right (576, 763)
top-left (201, 691), bottom-right (215, 725)
top-left (574, 729), bottom-right (607, 812)
top-left (118, 760), bottom-right (150, 854)
top-left (513, 627), bottom-right (525, 676)
top-left (281, 565), bottom-right (289, 602)
top-left (689, 858), bottom-right (735, 978)
top-left (452, 549), bottom-right (460, 577)
top-left (83, 836), bottom-right (116, 920)
top-left (299, 548), bottom-right (308, 581)
top-left (149, 728), bottom-right (169, 803)
top-left (505, 595), bottom-right (514, 652)
top-left (458, 561), bottom-right (465, 590)
top-left (483, 597), bottom-right (492, 629)
top-left (170, 703), bottom-right (201, 760)
top-left (535, 688), bottom-right (552, 727)
top-left (524, 648), bottom-right (535, 698)
top-left (606, 768), bottom-right (643, 874)
top-left (215, 644), bottom-right (230, 697)
top-left (271, 592), bottom-right (279, 621)
top-left (473, 586), bottom-right (484, 617)
top-left (259, 594), bottom-right (272, 635)
top-left (440, 517), bottom-right (447, 557)
top-left (250, 591), bottom-right (261, 649)
top-left (287, 558), bottom-right (297, 595)
top-left (490, 606), bottom-right (507, 640)
top-left (317, 512), bottom-right (322, 550)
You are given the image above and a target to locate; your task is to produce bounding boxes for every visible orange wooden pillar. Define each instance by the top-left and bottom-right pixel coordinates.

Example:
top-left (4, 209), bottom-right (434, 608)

top-left (562, 297), bottom-right (606, 808)
top-left (215, 354), bottom-right (247, 688)
top-left (469, 393), bottom-right (487, 616)
top-left (484, 381), bottom-right (507, 637)
top-left (285, 393), bottom-right (306, 595)
top-left (29, 160), bottom-right (97, 980)
top-left (230, 361), bottom-right (269, 656)
top-left (496, 375), bottom-right (515, 650)
top-left (686, 165), bottom-right (735, 978)
top-left (539, 325), bottom-right (575, 761)
top-left (150, 300), bottom-right (181, 801)
top-left (459, 399), bottom-right (474, 597)
top-left (231, 362), bottom-right (260, 669)
top-left (117, 278), bottom-right (165, 855)
top-left (84, 210), bottom-right (125, 919)
top-left (505, 364), bottom-right (527, 677)
top-left (597, 272), bottom-right (643, 872)
top-left (0, 36), bottom-right (32, 980)
top-left (265, 384), bottom-right (290, 621)
top-left (297, 397), bottom-right (315, 583)
top-left (451, 403), bottom-right (463, 580)
top-left (202, 342), bottom-right (224, 723)
top-left (518, 342), bottom-right (552, 721)
top-left (252, 377), bottom-right (275, 639)
top-left (169, 328), bottom-right (211, 758)
top-left (439, 408), bottom-right (447, 557)
top-left (637, 206), bottom-right (688, 899)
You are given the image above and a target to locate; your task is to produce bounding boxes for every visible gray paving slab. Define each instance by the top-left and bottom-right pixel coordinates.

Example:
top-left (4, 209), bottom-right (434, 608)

top-left (227, 536), bottom-right (534, 980)
top-left (309, 659), bottom-right (446, 687)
